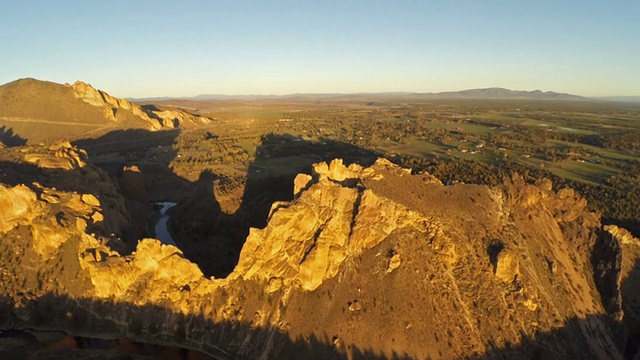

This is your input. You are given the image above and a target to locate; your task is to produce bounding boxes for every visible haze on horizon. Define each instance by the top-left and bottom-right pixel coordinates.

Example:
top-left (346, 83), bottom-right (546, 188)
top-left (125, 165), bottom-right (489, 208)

top-left (1, 0), bottom-right (638, 98)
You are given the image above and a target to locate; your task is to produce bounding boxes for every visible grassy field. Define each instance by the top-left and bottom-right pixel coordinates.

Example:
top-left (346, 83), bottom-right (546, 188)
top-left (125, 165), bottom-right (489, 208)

top-left (549, 160), bottom-right (621, 185)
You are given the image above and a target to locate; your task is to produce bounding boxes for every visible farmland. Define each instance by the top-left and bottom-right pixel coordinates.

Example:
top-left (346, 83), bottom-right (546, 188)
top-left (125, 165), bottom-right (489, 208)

top-left (69, 97), bottom-right (640, 276)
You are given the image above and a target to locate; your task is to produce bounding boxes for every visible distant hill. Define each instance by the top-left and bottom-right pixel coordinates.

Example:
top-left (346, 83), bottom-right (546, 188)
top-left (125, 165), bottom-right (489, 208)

top-left (0, 78), bottom-right (211, 144)
top-left (131, 87), bottom-right (586, 102)
top-left (430, 87), bottom-right (586, 100)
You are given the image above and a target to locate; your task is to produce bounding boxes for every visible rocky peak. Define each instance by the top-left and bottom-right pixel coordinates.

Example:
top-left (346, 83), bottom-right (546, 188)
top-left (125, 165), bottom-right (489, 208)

top-left (69, 81), bottom-right (211, 129)
top-left (119, 165), bottom-right (148, 205)
top-left (607, 224), bottom-right (640, 246)
top-left (70, 81), bottom-right (109, 108)
top-left (235, 158), bottom-right (438, 292)
top-left (69, 81), bottom-right (163, 129)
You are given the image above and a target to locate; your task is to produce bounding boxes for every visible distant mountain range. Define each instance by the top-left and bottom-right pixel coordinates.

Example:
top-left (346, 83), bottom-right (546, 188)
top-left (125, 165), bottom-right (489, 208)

top-left (430, 88), bottom-right (585, 100)
top-left (130, 87), bottom-right (589, 102)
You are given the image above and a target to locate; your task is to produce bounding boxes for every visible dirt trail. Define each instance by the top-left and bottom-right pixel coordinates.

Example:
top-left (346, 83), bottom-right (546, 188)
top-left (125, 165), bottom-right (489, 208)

top-left (0, 116), bottom-right (106, 127)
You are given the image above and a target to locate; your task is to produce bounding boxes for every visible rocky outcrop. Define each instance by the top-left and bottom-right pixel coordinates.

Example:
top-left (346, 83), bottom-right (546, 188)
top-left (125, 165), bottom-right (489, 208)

top-left (23, 141), bottom-right (88, 170)
top-left (154, 109), bottom-right (213, 127)
top-left (0, 78), bottom-right (214, 144)
top-left (0, 142), bottom-right (130, 241)
top-left (612, 224), bottom-right (640, 355)
top-left (608, 225), bottom-right (640, 246)
top-left (70, 81), bottom-right (161, 129)
top-left (119, 165), bottom-right (148, 205)
top-left (0, 157), bottom-right (630, 359)
top-left (70, 81), bottom-right (211, 130)
top-left (0, 184), bottom-right (38, 234)
top-left (79, 239), bottom-right (212, 300)
top-left (234, 160), bottom-right (433, 292)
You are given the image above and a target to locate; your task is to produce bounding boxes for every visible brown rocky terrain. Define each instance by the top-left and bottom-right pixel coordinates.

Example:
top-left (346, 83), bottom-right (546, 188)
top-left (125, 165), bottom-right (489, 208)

top-left (0, 78), bottom-right (212, 144)
top-left (609, 225), bottom-right (640, 357)
top-left (0, 143), bottom-right (634, 359)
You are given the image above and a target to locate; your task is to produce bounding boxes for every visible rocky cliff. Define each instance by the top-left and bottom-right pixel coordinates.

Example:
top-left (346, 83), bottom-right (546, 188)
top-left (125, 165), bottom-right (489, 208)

top-left (610, 224), bottom-right (640, 357)
top-left (70, 81), bottom-right (211, 129)
top-left (0, 78), bottom-right (212, 143)
top-left (68, 81), bottom-right (164, 130)
top-left (0, 154), bottom-right (632, 359)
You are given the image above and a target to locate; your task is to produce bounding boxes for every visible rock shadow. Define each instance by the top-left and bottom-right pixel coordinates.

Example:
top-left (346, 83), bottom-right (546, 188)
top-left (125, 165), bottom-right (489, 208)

top-left (0, 293), bottom-right (627, 359)
top-left (466, 314), bottom-right (625, 359)
top-left (0, 125), bottom-right (26, 147)
top-left (622, 257), bottom-right (640, 358)
top-left (0, 155), bottom-right (140, 253)
top-left (168, 132), bottom-right (380, 278)
top-left (68, 128), bottom-right (381, 278)
top-left (70, 129), bottom-right (182, 250)
top-left (0, 292), bottom-right (413, 360)
top-left (170, 134), bottom-right (379, 278)
top-left (73, 129), bottom-right (184, 200)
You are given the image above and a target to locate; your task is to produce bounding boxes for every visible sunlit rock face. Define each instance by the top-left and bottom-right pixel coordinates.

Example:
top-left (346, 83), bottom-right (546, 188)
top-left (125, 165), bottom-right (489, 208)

top-left (234, 159), bottom-right (434, 292)
top-left (0, 184), bottom-right (38, 234)
top-left (0, 155), bottom-right (629, 359)
top-left (71, 80), bottom-right (162, 129)
top-left (71, 81), bottom-right (210, 129)
top-left (0, 78), bottom-right (214, 144)
top-left (23, 141), bottom-right (88, 170)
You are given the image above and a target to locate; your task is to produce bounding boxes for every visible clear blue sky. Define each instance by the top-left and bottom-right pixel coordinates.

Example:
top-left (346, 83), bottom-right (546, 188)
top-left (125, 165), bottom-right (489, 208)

top-left (1, 0), bottom-right (638, 97)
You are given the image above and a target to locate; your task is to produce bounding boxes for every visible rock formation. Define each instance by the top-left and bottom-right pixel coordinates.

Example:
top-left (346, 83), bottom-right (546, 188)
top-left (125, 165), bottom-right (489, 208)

top-left (69, 81), bottom-right (211, 129)
top-left (0, 142), bottom-right (130, 243)
top-left (0, 78), bottom-right (212, 143)
top-left (610, 224), bottom-right (640, 357)
top-left (119, 165), bottom-right (149, 205)
top-left (69, 81), bottom-right (163, 129)
top-left (23, 141), bottom-right (88, 170)
top-left (0, 155), bottom-right (632, 359)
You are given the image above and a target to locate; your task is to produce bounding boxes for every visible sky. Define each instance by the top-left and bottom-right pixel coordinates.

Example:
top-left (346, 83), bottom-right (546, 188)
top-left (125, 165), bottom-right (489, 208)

top-left (1, 0), bottom-right (639, 98)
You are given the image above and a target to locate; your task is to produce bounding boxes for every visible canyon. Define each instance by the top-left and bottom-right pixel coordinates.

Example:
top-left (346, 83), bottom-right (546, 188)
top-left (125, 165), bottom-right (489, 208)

top-left (1, 79), bottom-right (639, 359)
top-left (1, 141), bottom-right (638, 359)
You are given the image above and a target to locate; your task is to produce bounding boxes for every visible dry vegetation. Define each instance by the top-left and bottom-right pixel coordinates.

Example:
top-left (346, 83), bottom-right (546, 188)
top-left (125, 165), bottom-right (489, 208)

top-left (79, 97), bottom-right (639, 230)
top-left (32, 96), bottom-right (633, 279)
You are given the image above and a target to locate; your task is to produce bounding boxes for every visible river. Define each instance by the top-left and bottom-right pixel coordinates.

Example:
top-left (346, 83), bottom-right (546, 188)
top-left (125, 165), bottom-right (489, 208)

top-left (154, 202), bottom-right (177, 246)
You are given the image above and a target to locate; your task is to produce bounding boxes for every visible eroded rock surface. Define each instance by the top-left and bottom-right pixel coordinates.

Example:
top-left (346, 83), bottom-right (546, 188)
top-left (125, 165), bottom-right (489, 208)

top-left (23, 141), bottom-right (88, 170)
top-left (0, 156), bottom-right (631, 359)
top-left (71, 81), bottom-right (211, 129)
top-left (612, 224), bottom-right (640, 357)
top-left (0, 78), bottom-right (213, 143)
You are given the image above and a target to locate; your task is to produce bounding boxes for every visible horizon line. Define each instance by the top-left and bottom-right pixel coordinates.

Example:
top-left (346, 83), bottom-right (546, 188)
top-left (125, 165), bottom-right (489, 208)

top-left (4, 77), bottom-right (640, 101)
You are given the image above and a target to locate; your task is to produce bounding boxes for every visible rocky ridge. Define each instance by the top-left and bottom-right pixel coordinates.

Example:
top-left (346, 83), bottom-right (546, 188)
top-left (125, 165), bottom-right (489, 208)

top-left (610, 224), bottom-right (640, 356)
top-left (0, 78), bottom-right (212, 143)
top-left (0, 153), bottom-right (631, 359)
top-left (70, 81), bottom-right (212, 129)
top-left (68, 81), bottom-right (163, 130)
